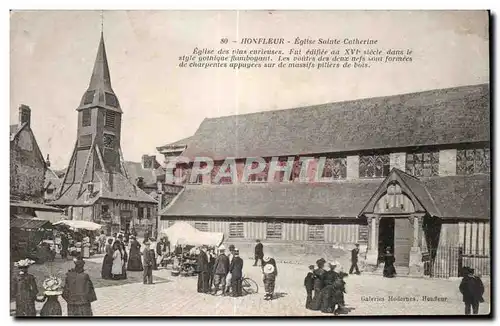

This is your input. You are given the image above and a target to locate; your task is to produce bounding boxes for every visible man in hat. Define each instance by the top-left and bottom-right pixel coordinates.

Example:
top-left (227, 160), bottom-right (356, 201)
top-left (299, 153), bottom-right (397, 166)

top-left (262, 256), bottom-right (278, 300)
top-left (225, 245), bottom-right (236, 295)
top-left (197, 245), bottom-right (210, 293)
top-left (212, 245), bottom-right (230, 295)
top-left (253, 239), bottom-right (264, 266)
top-left (62, 258), bottom-right (97, 316)
top-left (142, 241), bottom-right (154, 284)
top-left (229, 249), bottom-right (244, 297)
top-left (12, 259), bottom-right (38, 316)
top-left (349, 243), bottom-right (361, 275)
top-left (459, 267), bottom-right (485, 315)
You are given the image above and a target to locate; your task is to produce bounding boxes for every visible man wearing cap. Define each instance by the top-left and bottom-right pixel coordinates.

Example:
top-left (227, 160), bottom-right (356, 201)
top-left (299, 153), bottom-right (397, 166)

top-left (229, 249), bottom-right (244, 297)
top-left (142, 241), bottom-right (154, 284)
top-left (197, 246), bottom-right (210, 293)
top-left (212, 245), bottom-right (230, 295)
top-left (459, 267), bottom-right (485, 315)
top-left (12, 259), bottom-right (38, 316)
top-left (262, 256), bottom-right (278, 300)
top-left (62, 258), bottom-right (97, 316)
top-left (349, 243), bottom-right (361, 275)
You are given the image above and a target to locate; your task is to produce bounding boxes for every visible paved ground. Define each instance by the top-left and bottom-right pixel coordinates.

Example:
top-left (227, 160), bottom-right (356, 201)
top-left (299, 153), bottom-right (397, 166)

top-left (11, 257), bottom-right (491, 316)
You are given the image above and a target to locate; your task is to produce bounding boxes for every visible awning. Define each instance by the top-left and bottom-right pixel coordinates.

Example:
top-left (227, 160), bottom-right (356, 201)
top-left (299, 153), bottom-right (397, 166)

top-left (11, 217), bottom-right (53, 230)
top-left (35, 210), bottom-right (65, 223)
top-left (53, 220), bottom-right (102, 231)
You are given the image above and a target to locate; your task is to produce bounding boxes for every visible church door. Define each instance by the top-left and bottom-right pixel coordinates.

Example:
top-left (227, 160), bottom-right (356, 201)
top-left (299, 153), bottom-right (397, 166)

top-left (393, 218), bottom-right (412, 266)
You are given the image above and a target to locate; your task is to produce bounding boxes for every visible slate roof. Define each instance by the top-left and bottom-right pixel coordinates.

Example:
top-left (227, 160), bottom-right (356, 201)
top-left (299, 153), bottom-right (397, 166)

top-left (44, 167), bottom-right (62, 189)
top-left (10, 123), bottom-right (27, 141)
top-left (125, 161), bottom-right (158, 185)
top-left (180, 84), bottom-right (489, 160)
top-left (51, 171), bottom-right (157, 206)
top-left (160, 174), bottom-right (490, 221)
top-left (10, 201), bottom-right (63, 212)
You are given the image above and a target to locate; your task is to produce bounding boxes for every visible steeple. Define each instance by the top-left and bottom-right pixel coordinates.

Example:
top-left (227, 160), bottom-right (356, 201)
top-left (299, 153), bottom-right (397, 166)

top-left (77, 32), bottom-right (122, 113)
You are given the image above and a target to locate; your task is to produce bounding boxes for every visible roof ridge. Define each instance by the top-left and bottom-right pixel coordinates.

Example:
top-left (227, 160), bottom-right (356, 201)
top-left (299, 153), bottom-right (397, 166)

top-left (202, 83), bottom-right (489, 121)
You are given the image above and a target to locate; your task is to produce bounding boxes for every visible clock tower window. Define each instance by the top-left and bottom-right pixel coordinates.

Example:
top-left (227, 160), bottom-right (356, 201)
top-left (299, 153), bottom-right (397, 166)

top-left (105, 111), bottom-right (116, 128)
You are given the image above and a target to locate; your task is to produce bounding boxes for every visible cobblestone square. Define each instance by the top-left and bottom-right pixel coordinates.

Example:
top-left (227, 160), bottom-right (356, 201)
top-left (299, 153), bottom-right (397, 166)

top-left (12, 257), bottom-right (490, 317)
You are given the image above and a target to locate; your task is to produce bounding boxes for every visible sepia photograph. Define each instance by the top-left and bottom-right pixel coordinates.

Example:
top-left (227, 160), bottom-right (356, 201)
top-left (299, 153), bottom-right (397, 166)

top-left (9, 10), bottom-right (490, 317)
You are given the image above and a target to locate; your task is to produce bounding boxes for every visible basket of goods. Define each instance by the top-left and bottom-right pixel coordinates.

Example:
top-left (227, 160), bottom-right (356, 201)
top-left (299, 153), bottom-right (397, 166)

top-left (14, 259), bottom-right (35, 268)
top-left (171, 269), bottom-right (180, 277)
top-left (42, 276), bottom-right (63, 296)
top-left (263, 264), bottom-right (275, 274)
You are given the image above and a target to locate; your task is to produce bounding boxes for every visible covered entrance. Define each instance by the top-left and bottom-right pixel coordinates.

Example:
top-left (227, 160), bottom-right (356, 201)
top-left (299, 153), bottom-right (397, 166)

top-left (360, 168), bottom-right (442, 276)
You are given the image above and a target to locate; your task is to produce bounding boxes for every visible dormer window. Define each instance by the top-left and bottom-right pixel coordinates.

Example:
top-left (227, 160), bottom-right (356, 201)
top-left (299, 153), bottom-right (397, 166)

top-left (83, 90), bottom-right (95, 105)
top-left (105, 111), bottom-right (116, 128)
top-left (105, 92), bottom-right (118, 108)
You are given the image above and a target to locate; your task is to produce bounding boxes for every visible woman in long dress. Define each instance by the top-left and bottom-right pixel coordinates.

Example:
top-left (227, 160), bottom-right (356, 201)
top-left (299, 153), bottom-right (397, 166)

top-left (12, 260), bottom-right (38, 316)
top-left (383, 247), bottom-right (396, 278)
top-left (127, 236), bottom-right (143, 271)
top-left (111, 242), bottom-right (123, 280)
top-left (120, 241), bottom-right (128, 280)
top-left (101, 239), bottom-right (114, 279)
top-left (319, 262), bottom-right (337, 313)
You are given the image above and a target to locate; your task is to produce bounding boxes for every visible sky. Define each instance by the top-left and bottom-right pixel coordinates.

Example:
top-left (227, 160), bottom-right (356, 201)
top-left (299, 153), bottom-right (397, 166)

top-left (10, 10), bottom-right (489, 170)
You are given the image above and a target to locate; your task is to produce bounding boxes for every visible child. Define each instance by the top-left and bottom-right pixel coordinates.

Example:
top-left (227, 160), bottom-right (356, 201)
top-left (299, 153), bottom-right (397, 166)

top-left (142, 241), bottom-right (154, 284)
top-left (12, 259), bottom-right (38, 317)
top-left (304, 265), bottom-right (315, 309)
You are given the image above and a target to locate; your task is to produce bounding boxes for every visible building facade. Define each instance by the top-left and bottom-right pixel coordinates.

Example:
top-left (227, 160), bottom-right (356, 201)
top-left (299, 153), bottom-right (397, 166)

top-left (159, 84), bottom-right (490, 277)
top-left (50, 33), bottom-right (157, 237)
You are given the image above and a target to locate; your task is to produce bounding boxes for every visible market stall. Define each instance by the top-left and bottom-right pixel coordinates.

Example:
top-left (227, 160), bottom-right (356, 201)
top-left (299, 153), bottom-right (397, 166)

top-left (10, 216), bottom-right (54, 263)
top-left (53, 220), bottom-right (102, 258)
top-left (159, 222), bottom-right (224, 276)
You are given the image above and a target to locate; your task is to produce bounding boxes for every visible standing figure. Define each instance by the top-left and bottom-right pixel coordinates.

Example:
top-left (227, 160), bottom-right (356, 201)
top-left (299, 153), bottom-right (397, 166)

top-left (459, 267), bottom-right (485, 315)
top-left (332, 270), bottom-right (348, 315)
top-left (253, 240), bottom-right (264, 266)
top-left (98, 231), bottom-right (106, 254)
top-left (127, 236), bottom-right (143, 271)
top-left (208, 248), bottom-right (216, 290)
top-left (101, 239), bottom-right (114, 279)
top-left (310, 258), bottom-right (326, 311)
top-left (212, 245), bottom-right (230, 295)
top-left (60, 233), bottom-right (69, 259)
top-left (319, 262), bottom-right (338, 313)
top-left (62, 258), bottom-right (97, 316)
top-left (383, 248), bottom-right (396, 278)
top-left (118, 236), bottom-right (128, 280)
top-left (197, 246), bottom-right (210, 293)
top-left (111, 241), bottom-right (123, 280)
top-left (262, 256), bottom-right (278, 300)
top-left (229, 249), bottom-right (244, 297)
top-left (142, 241), bottom-right (154, 284)
top-left (12, 259), bottom-right (38, 317)
top-left (349, 243), bottom-right (361, 275)
top-left (225, 245), bottom-right (235, 295)
top-left (149, 238), bottom-right (158, 270)
top-left (156, 238), bottom-right (166, 267)
top-left (304, 265), bottom-right (315, 309)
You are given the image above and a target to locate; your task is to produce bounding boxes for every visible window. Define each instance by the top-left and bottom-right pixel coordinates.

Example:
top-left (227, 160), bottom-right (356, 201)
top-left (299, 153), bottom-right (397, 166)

top-left (406, 151), bottom-right (439, 177)
top-left (308, 224), bottom-right (324, 241)
top-left (105, 92), bottom-right (118, 108)
top-left (211, 164), bottom-right (235, 184)
top-left (248, 160), bottom-right (269, 182)
top-left (138, 207), bottom-right (144, 219)
top-left (194, 222), bottom-right (209, 232)
top-left (78, 134), bottom-right (92, 148)
top-left (359, 154), bottom-right (390, 178)
top-left (358, 225), bottom-right (369, 243)
top-left (457, 148), bottom-right (490, 175)
top-left (103, 133), bottom-right (116, 148)
top-left (46, 188), bottom-right (54, 194)
top-left (321, 157), bottom-right (347, 179)
top-left (147, 208), bottom-right (152, 218)
top-left (229, 222), bottom-right (244, 238)
top-left (101, 205), bottom-right (110, 219)
top-left (266, 222), bottom-right (282, 240)
top-left (82, 109), bottom-right (91, 127)
top-left (105, 111), bottom-right (116, 128)
top-left (83, 90), bottom-right (95, 105)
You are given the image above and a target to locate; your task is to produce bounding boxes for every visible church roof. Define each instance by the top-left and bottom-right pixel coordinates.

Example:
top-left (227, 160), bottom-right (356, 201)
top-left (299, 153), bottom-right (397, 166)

top-left (51, 171), bottom-right (157, 206)
top-left (157, 136), bottom-right (193, 152)
top-left (180, 83), bottom-right (489, 160)
top-left (9, 123), bottom-right (27, 141)
top-left (44, 167), bottom-right (62, 190)
top-left (77, 32), bottom-right (122, 113)
top-left (160, 174), bottom-right (490, 220)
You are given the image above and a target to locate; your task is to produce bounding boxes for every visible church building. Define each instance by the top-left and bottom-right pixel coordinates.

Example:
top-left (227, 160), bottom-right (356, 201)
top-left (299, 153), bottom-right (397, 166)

top-left (158, 83), bottom-right (490, 277)
top-left (51, 33), bottom-right (157, 237)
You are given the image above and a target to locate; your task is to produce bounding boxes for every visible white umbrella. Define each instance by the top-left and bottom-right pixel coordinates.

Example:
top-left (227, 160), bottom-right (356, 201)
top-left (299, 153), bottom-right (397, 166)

top-left (53, 220), bottom-right (102, 231)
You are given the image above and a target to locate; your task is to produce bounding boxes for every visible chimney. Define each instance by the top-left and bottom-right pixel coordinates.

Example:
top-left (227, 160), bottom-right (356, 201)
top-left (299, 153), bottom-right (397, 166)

top-left (136, 177), bottom-right (145, 189)
top-left (142, 154), bottom-right (154, 169)
top-left (87, 182), bottom-right (94, 194)
top-left (19, 104), bottom-right (31, 126)
top-left (46, 154), bottom-right (51, 167)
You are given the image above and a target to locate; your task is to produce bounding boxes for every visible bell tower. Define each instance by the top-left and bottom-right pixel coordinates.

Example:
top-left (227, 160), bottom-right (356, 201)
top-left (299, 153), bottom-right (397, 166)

top-left (58, 32), bottom-right (129, 197)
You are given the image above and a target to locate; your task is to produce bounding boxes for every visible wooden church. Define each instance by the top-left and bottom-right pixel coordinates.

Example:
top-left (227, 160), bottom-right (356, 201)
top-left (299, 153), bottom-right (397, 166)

top-left (51, 33), bottom-right (157, 237)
